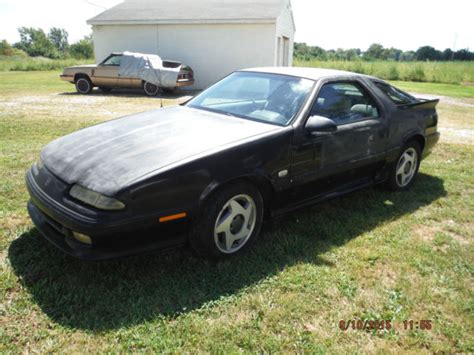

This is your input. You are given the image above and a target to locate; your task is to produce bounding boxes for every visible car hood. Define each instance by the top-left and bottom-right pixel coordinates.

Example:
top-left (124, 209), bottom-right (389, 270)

top-left (41, 106), bottom-right (280, 196)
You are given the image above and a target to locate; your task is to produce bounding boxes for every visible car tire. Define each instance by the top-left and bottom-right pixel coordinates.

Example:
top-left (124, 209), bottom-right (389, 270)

top-left (75, 76), bottom-right (93, 95)
top-left (143, 81), bottom-right (160, 96)
top-left (99, 87), bottom-right (112, 93)
top-left (190, 182), bottom-right (264, 259)
top-left (387, 140), bottom-right (421, 191)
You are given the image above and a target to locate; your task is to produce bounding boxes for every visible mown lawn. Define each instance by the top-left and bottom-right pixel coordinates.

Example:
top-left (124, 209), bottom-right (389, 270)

top-left (0, 71), bottom-right (473, 352)
top-left (391, 81), bottom-right (474, 99)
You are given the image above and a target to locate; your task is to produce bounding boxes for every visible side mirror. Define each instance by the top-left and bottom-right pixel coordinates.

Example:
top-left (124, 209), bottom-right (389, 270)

top-left (305, 115), bottom-right (337, 134)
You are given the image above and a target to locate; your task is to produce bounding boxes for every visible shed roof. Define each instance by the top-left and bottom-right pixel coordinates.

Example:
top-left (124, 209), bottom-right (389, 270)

top-left (88, 0), bottom-right (287, 25)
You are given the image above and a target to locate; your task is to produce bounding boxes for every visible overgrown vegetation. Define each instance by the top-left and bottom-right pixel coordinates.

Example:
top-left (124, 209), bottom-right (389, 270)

top-left (0, 55), bottom-right (93, 72)
top-left (294, 42), bottom-right (474, 84)
top-left (0, 71), bottom-right (473, 352)
top-left (294, 59), bottom-right (474, 85)
top-left (294, 42), bottom-right (474, 62)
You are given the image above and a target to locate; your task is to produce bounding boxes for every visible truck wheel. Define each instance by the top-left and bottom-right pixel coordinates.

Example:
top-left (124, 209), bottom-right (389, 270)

top-left (190, 182), bottom-right (264, 259)
top-left (75, 76), bottom-right (93, 94)
top-left (387, 141), bottom-right (421, 191)
top-left (143, 81), bottom-right (159, 96)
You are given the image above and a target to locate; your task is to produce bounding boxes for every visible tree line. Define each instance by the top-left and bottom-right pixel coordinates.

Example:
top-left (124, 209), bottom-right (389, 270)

top-left (294, 42), bottom-right (474, 61)
top-left (0, 27), bottom-right (94, 59)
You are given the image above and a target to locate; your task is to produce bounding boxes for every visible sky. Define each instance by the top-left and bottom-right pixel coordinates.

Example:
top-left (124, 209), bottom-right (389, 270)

top-left (0, 0), bottom-right (473, 51)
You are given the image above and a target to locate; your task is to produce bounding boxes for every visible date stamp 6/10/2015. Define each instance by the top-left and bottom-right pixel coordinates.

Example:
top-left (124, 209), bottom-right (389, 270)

top-left (339, 319), bottom-right (433, 331)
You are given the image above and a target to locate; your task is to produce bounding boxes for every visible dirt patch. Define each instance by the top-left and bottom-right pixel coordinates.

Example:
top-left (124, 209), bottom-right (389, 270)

top-left (413, 225), bottom-right (438, 243)
top-left (0, 91), bottom-right (191, 122)
top-left (413, 221), bottom-right (471, 247)
top-left (438, 128), bottom-right (474, 145)
top-left (414, 93), bottom-right (474, 108)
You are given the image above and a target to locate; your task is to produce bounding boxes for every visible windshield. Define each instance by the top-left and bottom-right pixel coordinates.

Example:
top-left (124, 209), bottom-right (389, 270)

top-left (187, 72), bottom-right (315, 126)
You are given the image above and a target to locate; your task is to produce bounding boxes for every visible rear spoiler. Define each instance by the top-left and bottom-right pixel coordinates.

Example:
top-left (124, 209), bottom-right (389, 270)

top-left (398, 98), bottom-right (439, 110)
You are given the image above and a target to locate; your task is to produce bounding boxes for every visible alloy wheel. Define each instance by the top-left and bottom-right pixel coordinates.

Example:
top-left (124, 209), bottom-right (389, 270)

top-left (213, 194), bottom-right (257, 254)
top-left (395, 147), bottom-right (418, 187)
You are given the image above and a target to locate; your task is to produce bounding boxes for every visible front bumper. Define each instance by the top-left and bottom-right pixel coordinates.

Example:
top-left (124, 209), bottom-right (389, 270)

top-left (26, 169), bottom-right (187, 260)
top-left (60, 74), bottom-right (74, 83)
top-left (27, 202), bottom-right (185, 260)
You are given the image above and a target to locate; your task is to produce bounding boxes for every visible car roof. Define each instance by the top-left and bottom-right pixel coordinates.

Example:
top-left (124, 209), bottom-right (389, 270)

top-left (240, 67), bottom-right (376, 81)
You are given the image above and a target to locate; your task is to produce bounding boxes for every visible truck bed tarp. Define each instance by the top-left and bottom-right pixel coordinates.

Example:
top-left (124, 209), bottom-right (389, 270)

top-left (118, 51), bottom-right (181, 88)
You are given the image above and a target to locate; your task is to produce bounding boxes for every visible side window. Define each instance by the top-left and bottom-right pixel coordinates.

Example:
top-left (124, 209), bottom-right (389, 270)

top-left (373, 81), bottom-right (417, 105)
top-left (102, 55), bottom-right (122, 66)
top-left (310, 82), bottom-right (380, 125)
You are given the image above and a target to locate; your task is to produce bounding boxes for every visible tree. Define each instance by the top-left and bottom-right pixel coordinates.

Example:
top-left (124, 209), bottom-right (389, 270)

top-left (69, 35), bottom-right (94, 59)
top-left (48, 27), bottom-right (69, 52)
top-left (383, 47), bottom-right (403, 61)
top-left (0, 39), bottom-right (13, 56)
top-left (309, 46), bottom-right (327, 60)
top-left (14, 27), bottom-right (59, 58)
top-left (400, 51), bottom-right (415, 61)
top-left (344, 48), bottom-right (360, 61)
top-left (364, 43), bottom-right (385, 60)
top-left (453, 49), bottom-right (474, 61)
top-left (293, 42), bottom-right (473, 62)
top-left (415, 46), bottom-right (442, 61)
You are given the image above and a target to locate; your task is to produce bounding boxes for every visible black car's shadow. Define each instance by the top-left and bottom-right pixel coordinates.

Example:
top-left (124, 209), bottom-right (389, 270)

top-left (8, 173), bottom-right (446, 331)
top-left (58, 88), bottom-right (197, 100)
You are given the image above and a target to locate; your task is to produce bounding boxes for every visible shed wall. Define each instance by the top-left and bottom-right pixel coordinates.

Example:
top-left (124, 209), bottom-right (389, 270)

top-left (92, 23), bottom-right (277, 89)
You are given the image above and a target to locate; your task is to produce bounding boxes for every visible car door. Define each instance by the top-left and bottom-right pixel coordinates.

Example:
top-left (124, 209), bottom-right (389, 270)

top-left (289, 79), bottom-right (388, 201)
top-left (92, 54), bottom-right (124, 87)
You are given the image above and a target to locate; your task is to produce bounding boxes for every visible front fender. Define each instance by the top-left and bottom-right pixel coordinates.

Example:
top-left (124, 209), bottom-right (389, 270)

top-left (128, 127), bottom-right (293, 217)
top-left (198, 171), bottom-right (275, 208)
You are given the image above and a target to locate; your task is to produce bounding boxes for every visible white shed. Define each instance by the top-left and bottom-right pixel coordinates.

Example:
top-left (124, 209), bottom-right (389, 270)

top-left (87, 0), bottom-right (295, 89)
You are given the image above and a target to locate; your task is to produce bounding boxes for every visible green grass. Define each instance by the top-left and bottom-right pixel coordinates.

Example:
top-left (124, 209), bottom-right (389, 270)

top-left (295, 59), bottom-right (474, 85)
top-left (2, 70), bottom-right (473, 101)
top-left (0, 55), bottom-right (93, 72)
top-left (0, 70), bottom-right (72, 94)
top-left (390, 81), bottom-right (474, 99)
top-left (0, 71), bottom-right (473, 352)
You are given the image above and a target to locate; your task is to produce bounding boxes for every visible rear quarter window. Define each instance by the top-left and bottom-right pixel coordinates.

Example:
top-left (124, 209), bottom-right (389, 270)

top-left (373, 81), bottom-right (417, 105)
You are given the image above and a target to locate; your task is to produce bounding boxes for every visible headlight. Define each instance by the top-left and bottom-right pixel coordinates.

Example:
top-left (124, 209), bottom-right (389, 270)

top-left (69, 184), bottom-right (125, 211)
top-left (36, 158), bottom-right (44, 170)
top-left (32, 158), bottom-right (44, 176)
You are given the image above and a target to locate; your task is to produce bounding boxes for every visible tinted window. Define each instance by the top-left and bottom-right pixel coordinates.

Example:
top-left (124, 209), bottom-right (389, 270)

top-left (102, 55), bottom-right (122, 66)
top-left (374, 81), bottom-right (417, 105)
top-left (310, 82), bottom-right (379, 125)
top-left (187, 72), bottom-right (314, 126)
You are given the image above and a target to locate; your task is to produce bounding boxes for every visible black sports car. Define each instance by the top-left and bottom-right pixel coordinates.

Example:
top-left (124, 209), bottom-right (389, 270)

top-left (26, 67), bottom-right (440, 260)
